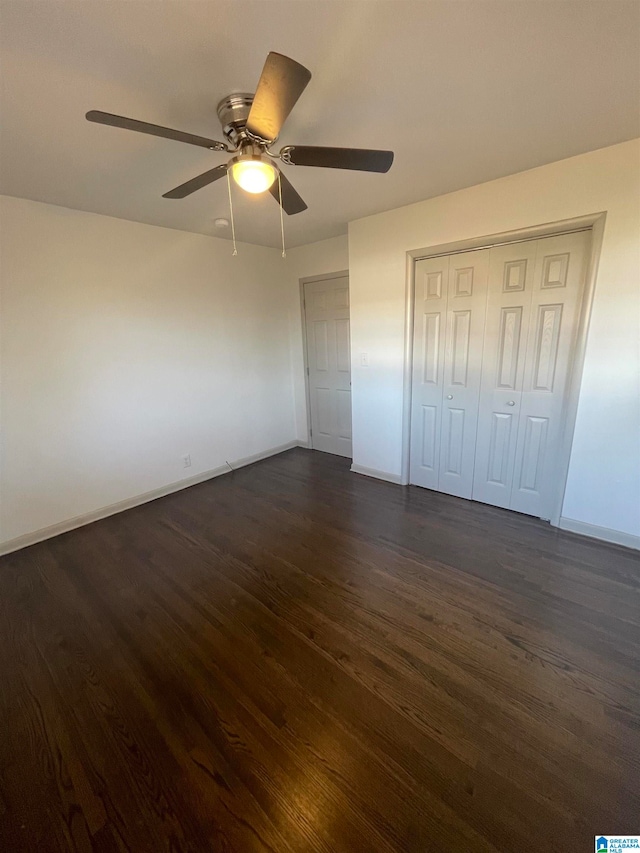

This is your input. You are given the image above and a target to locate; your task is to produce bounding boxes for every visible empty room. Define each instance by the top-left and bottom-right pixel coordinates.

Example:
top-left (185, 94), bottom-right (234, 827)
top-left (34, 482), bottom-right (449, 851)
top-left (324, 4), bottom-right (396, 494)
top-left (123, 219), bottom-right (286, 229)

top-left (1, 1), bottom-right (639, 851)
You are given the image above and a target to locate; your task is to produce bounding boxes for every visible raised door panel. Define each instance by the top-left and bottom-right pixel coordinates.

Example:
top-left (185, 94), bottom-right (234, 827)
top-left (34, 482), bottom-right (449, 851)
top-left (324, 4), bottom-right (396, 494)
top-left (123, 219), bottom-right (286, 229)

top-left (531, 304), bottom-right (563, 393)
top-left (496, 307), bottom-right (523, 390)
top-left (438, 249), bottom-right (490, 498)
top-left (510, 231), bottom-right (589, 517)
top-left (335, 318), bottom-right (351, 374)
top-left (420, 405), bottom-right (438, 472)
top-left (422, 313), bottom-right (441, 385)
top-left (442, 407), bottom-right (465, 476)
top-left (316, 387), bottom-right (332, 436)
top-left (336, 389), bottom-right (352, 439)
top-left (472, 241), bottom-right (537, 508)
top-left (410, 256), bottom-right (449, 489)
top-left (313, 321), bottom-right (329, 372)
top-left (304, 275), bottom-right (352, 458)
top-left (450, 311), bottom-right (471, 387)
top-left (516, 416), bottom-right (549, 493)
top-left (486, 412), bottom-right (515, 487)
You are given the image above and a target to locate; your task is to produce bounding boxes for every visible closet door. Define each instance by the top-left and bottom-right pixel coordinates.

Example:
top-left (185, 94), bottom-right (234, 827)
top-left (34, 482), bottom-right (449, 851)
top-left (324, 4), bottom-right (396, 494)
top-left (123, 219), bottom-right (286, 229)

top-left (472, 241), bottom-right (538, 509)
top-left (510, 231), bottom-right (589, 517)
top-left (438, 250), bottom-right (490, 498)
top-left (409, 256), bottom-right (448, 489)
top-left (411, 231), bottom-right (589, 519)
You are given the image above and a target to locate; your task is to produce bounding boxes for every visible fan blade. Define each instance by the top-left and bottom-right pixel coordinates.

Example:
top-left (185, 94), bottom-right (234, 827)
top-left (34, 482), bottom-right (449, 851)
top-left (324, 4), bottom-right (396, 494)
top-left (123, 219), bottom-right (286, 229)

top-left (268, 169), bottom-right (307, 215)
top-left (86, 110), bottom-right (228, 151)
top-left (163, 165), bottom-right (228, 199)
top-left (281, 145), bottom-right (394, 173)
top-left (246, 53), bottom-right (311, 143)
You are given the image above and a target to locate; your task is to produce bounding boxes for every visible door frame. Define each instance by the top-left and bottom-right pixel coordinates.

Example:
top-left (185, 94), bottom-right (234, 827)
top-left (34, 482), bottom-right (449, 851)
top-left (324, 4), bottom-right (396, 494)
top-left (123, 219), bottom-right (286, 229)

top-left (299, 270), bottom-right (350, 449)
top-left (401, 212), bottom-right (607, 527)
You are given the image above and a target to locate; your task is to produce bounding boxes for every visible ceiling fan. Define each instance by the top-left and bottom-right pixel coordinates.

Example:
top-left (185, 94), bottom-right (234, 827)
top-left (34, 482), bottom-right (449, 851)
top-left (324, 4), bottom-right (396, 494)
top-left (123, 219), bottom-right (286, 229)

top-left (86, 52), bottom-right (394, 215)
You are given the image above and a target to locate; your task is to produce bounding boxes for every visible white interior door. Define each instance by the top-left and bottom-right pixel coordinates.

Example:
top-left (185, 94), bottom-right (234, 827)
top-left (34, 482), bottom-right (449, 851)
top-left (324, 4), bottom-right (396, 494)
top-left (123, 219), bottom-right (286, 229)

top-left (409, 256), bottom-right (449, 489)
top-left (471, 240), bottom-right (538, 508)
top-left (410, 250), bottom-right (489, 496)
top-left (439, 249), bottom-right (490, 498)
top-left (304, 275), bottom-right (352, 458)
top-left (472, 231), bottom-right (589, 518)
top-left (410, 229), bottom-right (589, 521)
top-left (508, 231), bottom-right (589, 517)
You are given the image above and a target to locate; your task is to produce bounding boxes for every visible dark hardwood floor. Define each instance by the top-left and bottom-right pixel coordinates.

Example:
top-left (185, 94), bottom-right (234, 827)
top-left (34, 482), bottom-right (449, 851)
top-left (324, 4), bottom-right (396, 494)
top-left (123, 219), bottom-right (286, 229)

top-left (0, 448), bottom-right (638, 852)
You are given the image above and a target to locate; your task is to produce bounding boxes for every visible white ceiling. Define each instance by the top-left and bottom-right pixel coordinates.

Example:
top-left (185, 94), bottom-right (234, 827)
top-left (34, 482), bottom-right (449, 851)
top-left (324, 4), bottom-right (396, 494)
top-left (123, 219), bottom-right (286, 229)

top-left (1, 1), bottom-right (639, 249)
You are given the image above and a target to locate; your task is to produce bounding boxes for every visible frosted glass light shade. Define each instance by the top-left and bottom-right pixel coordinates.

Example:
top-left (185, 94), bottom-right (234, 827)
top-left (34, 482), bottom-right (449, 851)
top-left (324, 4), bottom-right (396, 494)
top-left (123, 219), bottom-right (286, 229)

top-left (231, 159), bottom-right (277, 194)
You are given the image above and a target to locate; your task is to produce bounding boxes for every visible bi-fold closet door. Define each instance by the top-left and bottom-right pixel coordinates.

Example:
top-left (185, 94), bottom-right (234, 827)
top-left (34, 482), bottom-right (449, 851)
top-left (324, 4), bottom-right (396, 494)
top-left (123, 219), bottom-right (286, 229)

top-left (410, 230), bottom-right (589, 519)
top-left (409, 248), bottom-right (490, 499)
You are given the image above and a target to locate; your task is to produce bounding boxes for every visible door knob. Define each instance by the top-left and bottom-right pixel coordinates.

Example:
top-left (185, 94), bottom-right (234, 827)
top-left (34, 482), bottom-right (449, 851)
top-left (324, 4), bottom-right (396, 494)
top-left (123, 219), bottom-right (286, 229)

top-left (446, 394), bottom-right (453, 400)
top-left (507, 400), bottom-right (515, 406)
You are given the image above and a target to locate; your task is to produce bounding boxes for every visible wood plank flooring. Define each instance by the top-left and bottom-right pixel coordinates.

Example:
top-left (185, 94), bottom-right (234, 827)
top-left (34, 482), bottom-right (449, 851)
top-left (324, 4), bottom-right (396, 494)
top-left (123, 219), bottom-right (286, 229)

top-left (0, 447), bottom-right (638, 852)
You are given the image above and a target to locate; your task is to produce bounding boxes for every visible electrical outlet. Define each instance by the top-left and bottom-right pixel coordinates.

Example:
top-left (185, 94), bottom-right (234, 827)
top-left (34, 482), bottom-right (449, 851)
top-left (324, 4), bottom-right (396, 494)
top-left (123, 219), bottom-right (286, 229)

top-left (182, 454), bottom-right (191, 468)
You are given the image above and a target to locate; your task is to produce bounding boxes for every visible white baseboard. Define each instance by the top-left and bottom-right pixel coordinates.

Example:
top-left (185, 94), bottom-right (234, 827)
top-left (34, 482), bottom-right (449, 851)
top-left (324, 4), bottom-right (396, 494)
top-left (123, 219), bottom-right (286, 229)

top-left (558, 517), bottom-right (640, 551)
top-left (230, 441), bottom-right (303, 471)
top-left (350, 463), bottom-right (405, 485)
top-left (0, 440), bottom-right (302, 558)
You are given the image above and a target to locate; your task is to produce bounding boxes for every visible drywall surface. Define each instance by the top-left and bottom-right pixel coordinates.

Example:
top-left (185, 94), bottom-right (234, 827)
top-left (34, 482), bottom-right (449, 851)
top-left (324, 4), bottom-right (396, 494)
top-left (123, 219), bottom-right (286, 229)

top-left (349, 139), bottom-right (640, 538)
top-left (0, 196), bottom-right (296, 545)
top-left (283, 235), bottom-right (349, 441)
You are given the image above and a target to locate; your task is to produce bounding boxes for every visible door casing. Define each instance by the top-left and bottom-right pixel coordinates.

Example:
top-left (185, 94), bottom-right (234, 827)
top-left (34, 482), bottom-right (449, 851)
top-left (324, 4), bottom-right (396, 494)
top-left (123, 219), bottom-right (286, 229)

top-left (401, 213), bottom-right (606, 527)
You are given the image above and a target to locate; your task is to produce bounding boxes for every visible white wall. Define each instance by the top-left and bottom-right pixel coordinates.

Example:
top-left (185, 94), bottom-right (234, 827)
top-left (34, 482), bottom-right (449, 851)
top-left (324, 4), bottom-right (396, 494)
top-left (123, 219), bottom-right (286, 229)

top-left (283, 235), bottom-right (349, 442)
top-left (0, 196), bottom-right (297, 547)
top-left (348, 139), bottom-right (640, 540)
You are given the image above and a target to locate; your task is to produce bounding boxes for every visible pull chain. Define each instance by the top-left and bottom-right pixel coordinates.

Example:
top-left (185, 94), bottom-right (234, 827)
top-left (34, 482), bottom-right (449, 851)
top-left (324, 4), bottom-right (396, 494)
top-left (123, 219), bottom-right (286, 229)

top-left (278, 170), bottom-right (286, 258)
top-left (226, 169), bottom-right (238, 256)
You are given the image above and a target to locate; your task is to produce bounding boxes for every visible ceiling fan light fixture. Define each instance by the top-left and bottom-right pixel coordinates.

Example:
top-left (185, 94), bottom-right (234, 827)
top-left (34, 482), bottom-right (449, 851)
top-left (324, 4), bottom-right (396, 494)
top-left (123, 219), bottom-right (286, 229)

top-left (87, 52), bottom-right (394, 216)
top-left (231, 156), bottom-right (277, 194)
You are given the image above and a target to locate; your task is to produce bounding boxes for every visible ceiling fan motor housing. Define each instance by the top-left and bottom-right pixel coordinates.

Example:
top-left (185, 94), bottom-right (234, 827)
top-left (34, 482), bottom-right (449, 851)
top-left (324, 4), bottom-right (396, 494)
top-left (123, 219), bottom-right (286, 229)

top-left (216, 93), bottom-right (255, 148)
